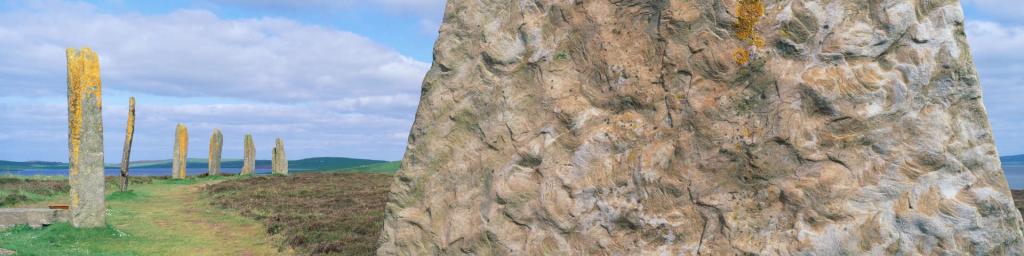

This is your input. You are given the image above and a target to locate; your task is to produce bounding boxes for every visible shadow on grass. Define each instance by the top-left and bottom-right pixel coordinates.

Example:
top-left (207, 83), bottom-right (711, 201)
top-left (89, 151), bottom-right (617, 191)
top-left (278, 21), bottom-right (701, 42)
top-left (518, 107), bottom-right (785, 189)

top-left (0, 222), bottom-right (133, 255)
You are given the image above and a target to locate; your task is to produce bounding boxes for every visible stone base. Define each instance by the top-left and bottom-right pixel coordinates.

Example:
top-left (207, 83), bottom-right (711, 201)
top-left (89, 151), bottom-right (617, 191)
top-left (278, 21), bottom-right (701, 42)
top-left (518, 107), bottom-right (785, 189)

top-left (0, 208), bottom-right (71, 228)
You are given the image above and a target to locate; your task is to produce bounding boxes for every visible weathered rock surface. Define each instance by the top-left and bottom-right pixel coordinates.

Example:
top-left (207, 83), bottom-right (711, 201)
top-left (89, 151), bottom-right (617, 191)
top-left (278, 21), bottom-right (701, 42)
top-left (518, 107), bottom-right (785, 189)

top-left (66, 48), bottom-right (105, 228)
top-left (172, 123), bottom-right (188, 179)
top-left (272, 138), bottom-right (287, 175)
top-left (379, 0), bottom-right (1024, 255)
top-left (241, 134), bottom-right (255, 176)
top-left (209, 128), bottom-right (223, 175)
top-left (0, 209), bottom-right (71, 229)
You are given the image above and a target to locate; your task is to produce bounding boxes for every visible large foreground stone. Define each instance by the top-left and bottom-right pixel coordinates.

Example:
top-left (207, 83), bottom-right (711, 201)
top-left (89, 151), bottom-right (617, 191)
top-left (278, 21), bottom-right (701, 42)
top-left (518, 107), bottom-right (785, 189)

top-left (66, 48), bottom-right (105, 228)
top-left (379, 0), bottom-right (1024, 254)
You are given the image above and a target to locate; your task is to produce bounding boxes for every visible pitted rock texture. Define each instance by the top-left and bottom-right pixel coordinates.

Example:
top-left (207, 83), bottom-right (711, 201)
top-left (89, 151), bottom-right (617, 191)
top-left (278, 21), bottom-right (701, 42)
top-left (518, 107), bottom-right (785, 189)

top-left (379, 0), bottom-right (1024, 255)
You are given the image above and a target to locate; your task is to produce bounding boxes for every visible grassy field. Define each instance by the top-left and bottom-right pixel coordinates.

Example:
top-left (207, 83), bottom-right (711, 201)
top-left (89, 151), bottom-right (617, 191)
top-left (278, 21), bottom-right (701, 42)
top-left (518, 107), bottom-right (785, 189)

top-left (204, 173), bottom-right (393, 255)
top-left (0, 176), bottom-right (285, 255)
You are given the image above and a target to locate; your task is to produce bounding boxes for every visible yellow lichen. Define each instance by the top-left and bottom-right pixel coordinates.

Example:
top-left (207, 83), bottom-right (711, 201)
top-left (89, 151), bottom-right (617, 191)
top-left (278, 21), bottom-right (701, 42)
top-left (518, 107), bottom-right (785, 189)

top-left (125, 97), bottom-right (135, 143)
top-left (66, 48), bottom-right (101, 176)
top-left (733, 48), bottom-right (751, 65)
top-left (67, 49), bottom-right (83, 176)
top-left (734, 0), bottom-right (765, 64)
top-left (175, 124), bottom-right (188, 178)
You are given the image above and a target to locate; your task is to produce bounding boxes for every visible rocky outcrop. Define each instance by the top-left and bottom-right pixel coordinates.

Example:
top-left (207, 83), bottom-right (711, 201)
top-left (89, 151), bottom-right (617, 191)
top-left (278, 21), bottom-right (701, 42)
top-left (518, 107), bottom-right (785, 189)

top-left (0, 209), bottom-right (71, 229)
top-left (272, 138), bottom-right (287, 175)
top-left (379, 0), bottom-right (1024, 255)
top-left (66, 48), bottom-right (105, 228)
top-left (209, 129), bottom-right (223, 175)
top-left (241, 134), bottom-right (255, 176)
top-left (119, 96), bottom-right (135, 192)
top-left (172, 123), bottom-right (188, 179)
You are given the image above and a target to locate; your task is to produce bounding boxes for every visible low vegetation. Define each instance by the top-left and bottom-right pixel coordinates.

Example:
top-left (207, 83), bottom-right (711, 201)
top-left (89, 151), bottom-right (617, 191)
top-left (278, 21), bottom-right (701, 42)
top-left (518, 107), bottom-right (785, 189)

top-left (0, 176), bottom-right (68, 207)
top-left (0, 176), bottom-right (162, 207)
top-left (204, 173), bottom-right (393, 255)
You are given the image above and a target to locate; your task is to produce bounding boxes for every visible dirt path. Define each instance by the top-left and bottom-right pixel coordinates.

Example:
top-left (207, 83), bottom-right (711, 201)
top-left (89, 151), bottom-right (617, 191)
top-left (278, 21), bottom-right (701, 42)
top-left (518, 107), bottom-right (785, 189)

top-left (104, 179), bottom-right (287, 255)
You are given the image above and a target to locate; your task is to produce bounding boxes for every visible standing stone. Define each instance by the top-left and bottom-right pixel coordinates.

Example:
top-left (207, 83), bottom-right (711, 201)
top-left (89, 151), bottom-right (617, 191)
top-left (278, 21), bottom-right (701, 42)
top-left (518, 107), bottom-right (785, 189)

top-left (66, 48), bottom-right (105, 228)
top-left (208, 129), bottom-right (223, 176)
top-left (119, 97), bottom-right (135, 192)
top-left (272, 138), bottom-right (287, 175)
top-left (379, 1), bottom-right (1024, 255)
top-left (171, 123), bottom-right (188, 179)
top-left (241, 134), bottom-right (255, 176)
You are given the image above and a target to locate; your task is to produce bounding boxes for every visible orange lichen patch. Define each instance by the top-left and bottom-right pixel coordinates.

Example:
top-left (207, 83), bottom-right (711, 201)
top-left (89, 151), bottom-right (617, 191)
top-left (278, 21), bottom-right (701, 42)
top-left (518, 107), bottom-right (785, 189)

top-left (126, 97), bottom-right (135, 137)
top-left (736, 0), bottom-right (765, 46)
top-left (176, 124), bottom-right (189, 178)
top-left (733, 0), bottom-right (765, 64)
top-left (733, 48), bottom-right (751, 65)
top-left (66, 48), bottom-right (101, 176)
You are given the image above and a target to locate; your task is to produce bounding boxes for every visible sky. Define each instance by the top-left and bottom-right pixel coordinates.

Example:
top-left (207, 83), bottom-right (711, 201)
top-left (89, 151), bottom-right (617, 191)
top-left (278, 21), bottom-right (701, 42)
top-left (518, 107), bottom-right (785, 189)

top-left (0, 0), bottom-right (1021, 162)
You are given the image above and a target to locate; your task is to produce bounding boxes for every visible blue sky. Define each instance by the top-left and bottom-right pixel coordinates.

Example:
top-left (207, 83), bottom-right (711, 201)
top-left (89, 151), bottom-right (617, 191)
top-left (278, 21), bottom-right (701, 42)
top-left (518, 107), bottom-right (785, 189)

top-left (0, 0), bottom-right (1021, 162)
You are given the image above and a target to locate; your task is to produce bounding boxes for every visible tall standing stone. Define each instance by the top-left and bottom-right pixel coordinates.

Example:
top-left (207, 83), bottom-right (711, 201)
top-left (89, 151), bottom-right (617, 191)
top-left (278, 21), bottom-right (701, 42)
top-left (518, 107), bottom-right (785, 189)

top-left (379, 1), bottom-right (1024, 254)
top-left (66, 48), bottom-right (105, 228)
top-left (208, 129), bottom-right (223, 176)
top-left (272, 138), bottom-right (287, 175)
top-left (171, 123), bottom-right (188, 179)
top-left (241, 134), bottom-right (255, 176)
top-left (119, 96), bottom-right (135, 192)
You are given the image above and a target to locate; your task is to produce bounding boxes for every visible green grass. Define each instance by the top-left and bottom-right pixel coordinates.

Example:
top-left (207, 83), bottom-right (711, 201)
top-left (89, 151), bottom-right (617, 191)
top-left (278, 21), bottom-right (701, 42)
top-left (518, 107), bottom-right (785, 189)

top-left (106, 190), bottom-right (148, 202)
top-left (0, 223), bottom-right (133, 256)
top-left (1, 175), bottom-right (281, 255)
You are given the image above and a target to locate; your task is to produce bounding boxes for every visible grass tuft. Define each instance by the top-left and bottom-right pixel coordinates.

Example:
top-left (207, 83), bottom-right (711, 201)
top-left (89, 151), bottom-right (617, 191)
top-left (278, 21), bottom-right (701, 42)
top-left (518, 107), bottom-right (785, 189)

top-left (106, 190), bottom-right (147, 201)
top-left (0, 222), bottom-right (134, 256)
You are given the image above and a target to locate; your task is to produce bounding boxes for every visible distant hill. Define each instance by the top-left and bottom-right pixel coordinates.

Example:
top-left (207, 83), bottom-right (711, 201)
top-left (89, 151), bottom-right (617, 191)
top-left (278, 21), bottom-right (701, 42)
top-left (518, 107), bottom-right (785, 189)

top-left (295, 161), bottom-right (401, 174)
top-left (0, 157), bottom-right (387, 171)
top-left (0, 160), bottom-right (67, 171)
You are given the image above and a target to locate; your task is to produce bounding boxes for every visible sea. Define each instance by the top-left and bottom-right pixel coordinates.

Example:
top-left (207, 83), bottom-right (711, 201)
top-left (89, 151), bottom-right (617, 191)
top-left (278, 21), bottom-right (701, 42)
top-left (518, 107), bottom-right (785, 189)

top-left (1003, 165), bottom-right (1024, 189)
top-left (0, 167), bottom-right (273, 177)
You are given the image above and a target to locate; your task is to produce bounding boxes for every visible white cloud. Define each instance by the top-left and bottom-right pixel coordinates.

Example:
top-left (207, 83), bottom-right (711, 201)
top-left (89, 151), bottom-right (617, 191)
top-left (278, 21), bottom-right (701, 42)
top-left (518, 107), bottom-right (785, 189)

top-left (0, 1), bottom-right (430, 102)
top-left (0, 1), bottom-right (427, 161)
top-left (965, 20), bottom-right (1024, 155)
